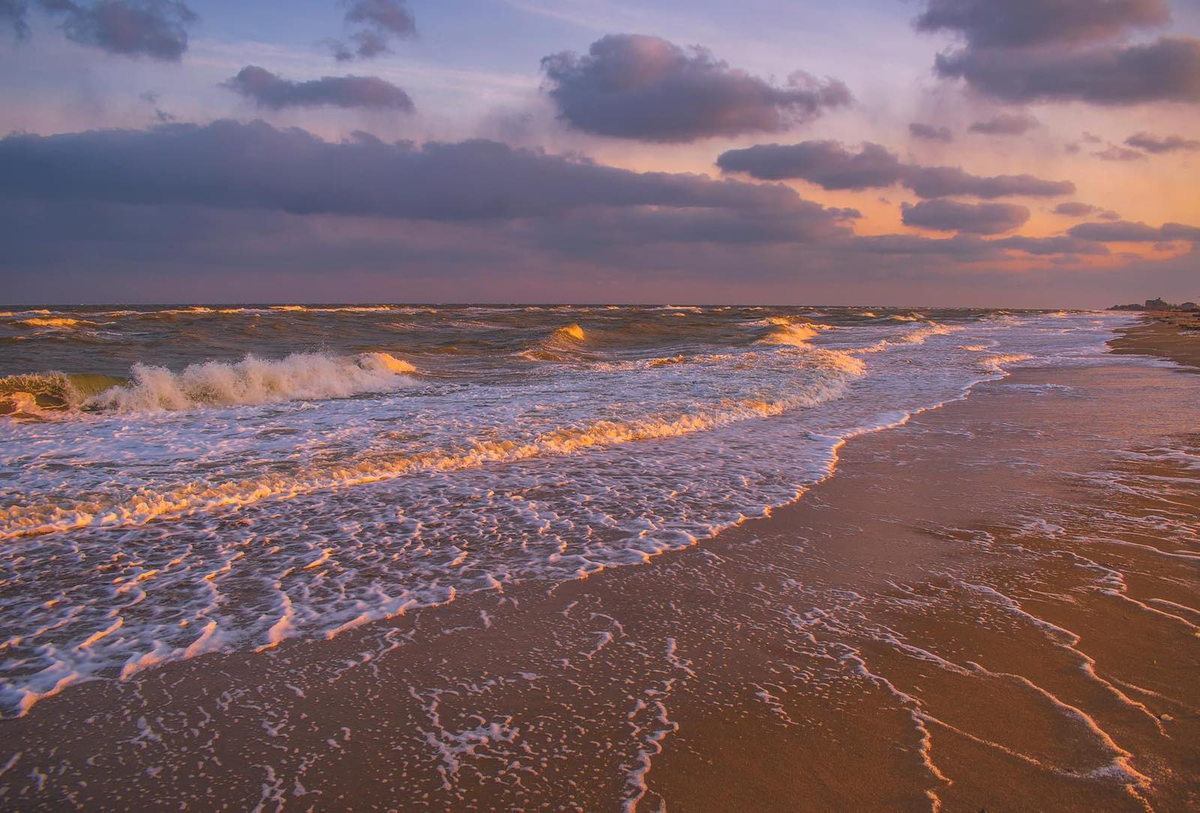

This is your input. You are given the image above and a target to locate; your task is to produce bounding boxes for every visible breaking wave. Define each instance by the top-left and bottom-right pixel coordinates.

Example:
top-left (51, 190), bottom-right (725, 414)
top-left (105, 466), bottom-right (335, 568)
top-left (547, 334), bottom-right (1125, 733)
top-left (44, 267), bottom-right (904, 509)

top-left (0, 352), bottom-right (864, 540)
top-left (90, 352), bottom-right (418, 412)
top-left (756, 317), bottom-right (835, 348)
top-left (521, 323), bottom-right (590, 361)
top-left (1, 352), bottom-right (418, 418)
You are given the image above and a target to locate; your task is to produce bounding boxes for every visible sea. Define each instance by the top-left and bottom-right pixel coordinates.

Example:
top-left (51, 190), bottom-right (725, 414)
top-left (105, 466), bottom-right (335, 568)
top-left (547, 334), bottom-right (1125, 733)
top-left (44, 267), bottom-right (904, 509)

top-left (0, 304), bottom-right (1140, 717)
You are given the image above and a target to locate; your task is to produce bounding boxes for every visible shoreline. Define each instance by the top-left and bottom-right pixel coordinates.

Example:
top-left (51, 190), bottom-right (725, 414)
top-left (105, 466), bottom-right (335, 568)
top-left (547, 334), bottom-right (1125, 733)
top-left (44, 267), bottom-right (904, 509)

top-left (3, 323), bottom-right (1199, 810)
top-left (1110, 312), bottom-right (1200, 369)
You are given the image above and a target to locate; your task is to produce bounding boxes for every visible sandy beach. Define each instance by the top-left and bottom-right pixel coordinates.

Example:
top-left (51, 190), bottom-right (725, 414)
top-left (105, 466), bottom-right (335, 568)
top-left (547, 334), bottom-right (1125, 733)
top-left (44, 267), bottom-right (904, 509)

top-left (1, 317), bottom-right (1196, 811)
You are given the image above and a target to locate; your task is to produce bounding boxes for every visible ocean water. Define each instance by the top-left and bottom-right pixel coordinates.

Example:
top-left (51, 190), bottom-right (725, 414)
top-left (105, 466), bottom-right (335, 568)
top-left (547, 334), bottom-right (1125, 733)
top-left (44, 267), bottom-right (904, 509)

top-left (0, 305), bottom-right (1136, 716)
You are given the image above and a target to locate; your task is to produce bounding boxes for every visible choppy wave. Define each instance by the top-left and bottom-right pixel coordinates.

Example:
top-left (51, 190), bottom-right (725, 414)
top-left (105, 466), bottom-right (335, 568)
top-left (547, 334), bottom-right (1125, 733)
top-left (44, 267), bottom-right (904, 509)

top-left (0, 372), bottom-right (127, 418)
top-left (854, 322), bottom-right (961, 354)
top-left (753, 316), bottom-right (837, 349)
top-left (1, 352), bottom-right (417, 418)
top-left (521, 323), bottom-right (590, 361)
top-left (89, 352), bottom-right (418, 412)
top-left (17, 317), bottom-right (94, 328)
top-left (0, 308), bottom-right (1137, 717)
top-left (1, 352), bottom-right (861, 540)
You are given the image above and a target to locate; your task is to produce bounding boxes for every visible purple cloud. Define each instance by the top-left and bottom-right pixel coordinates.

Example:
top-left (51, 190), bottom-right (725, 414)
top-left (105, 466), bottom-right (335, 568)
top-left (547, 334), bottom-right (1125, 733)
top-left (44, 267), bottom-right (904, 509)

top-left (916, 0), bottom-right (1199, 106)
top-left (901, 199), bottom-right (1030, 234)
top-left (1053, 202), bottom-right (1099, 217)
top-left (1070, 220), bottom-right (1200, 242)
top-left (1125, 132), bottom-right (1200, 153)
top-left (717, 140), bottom-right (1074, 199)
top-left (915, 0), bottom-right (1170, 48)
top-left (37, 0), bottom-right (197, 60)
top-left (541, 34), bottom-right (851, 143)
top-left (223, 66), bottom-right (415, 111)
top-left (329, 0), bottom-right (416, 62)
top-left (968, 112), bottom-right (1038, 135)
top-left (909, 122), bottom-right (954, 142)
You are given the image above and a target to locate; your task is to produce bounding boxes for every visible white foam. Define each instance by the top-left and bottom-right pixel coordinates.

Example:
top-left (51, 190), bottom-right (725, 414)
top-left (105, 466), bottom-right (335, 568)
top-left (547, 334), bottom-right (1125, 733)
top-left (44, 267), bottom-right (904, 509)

top-left (87, 352), bottom-right (417, 412)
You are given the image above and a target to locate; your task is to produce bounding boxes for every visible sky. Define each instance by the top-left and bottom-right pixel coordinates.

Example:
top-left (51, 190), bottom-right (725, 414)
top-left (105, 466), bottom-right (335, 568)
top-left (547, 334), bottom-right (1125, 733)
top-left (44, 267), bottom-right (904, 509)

top-left (1, 0), bottom-right (1198, 306)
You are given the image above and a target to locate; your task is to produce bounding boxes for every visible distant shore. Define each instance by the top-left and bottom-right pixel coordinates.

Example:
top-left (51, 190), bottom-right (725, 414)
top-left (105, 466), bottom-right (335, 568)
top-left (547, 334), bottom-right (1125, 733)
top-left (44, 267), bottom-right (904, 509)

top-left (1110, 311), bottom-right (1200, 369)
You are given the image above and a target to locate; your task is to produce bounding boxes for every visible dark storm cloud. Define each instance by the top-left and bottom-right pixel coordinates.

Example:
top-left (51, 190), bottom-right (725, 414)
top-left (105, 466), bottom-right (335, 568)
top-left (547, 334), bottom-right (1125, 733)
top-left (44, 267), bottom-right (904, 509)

top-left (933, 37), bottom-right (1200, 105)
top-left (1053, 202), bottom-right (1099, 216)
top-left (717, 140), bottom-right (1074, 199)
top-left (1, 0), bottom-right (28, 39)
top-left (1125, 132), bottom-right (1200, 153)
top-left (1070, 220), bottom-right (1200, 242)
top-left (968, 112), bottom-right (1037, 135)
top-left (915, 0), bottom-right (1170, 48)
top-left (540, 34), bottom-right (851, 143)
top-left (901, 199), bottom-right (1030, 234)
top-left (0, 120), bottom-right (851, 239)
top-left (909, 123), bottom-right (954, 142)
top-left (915, 0), bottom-right (1199, 106)
top-left (329, 0), bottom-right (415, 62)
top-left (39, 0), bottom-right (197, 60)
top-left (222, 67), bottom-right (415, 111)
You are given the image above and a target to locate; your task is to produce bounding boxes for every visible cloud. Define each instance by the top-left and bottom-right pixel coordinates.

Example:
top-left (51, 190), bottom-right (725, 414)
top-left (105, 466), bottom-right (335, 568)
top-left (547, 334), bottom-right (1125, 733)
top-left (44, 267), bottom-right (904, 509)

top-left (904, 166), bottom-right (1072, 198)
top-left (0, 120), bottom-right (854, 240)
top-left (222, 66), bottom-right (415, 111)
top-left (1, 0), bottom-right (28, 39)
top-left (344, 0), bottom-right (413, 36)
top-left (1053, 202), bottom-right (1098, 216)
top-left (1069, 220), bottom-right (1200, 242)
top-left (39, 0), bottom-right (197, 60)
top-left (933, 37), bottom-right (1200, 105)
top-left (540, 34), bottom-right (851, 143)
top-left (717, 141), bottom-right (905, 187)
top-left (1093, 145), bottom-right (1144, 161)
top-left (328, 0), bottom-right (416, 62)
top-left (915, 0), bottom-right (1199, 106)
top-left (901, 199), bottom-right (1030, 234)
top-left (849, 233), bottom-right (993, 257)
top-left (909, 122), bottom-right (954, 142)
top-left (968, 112), bottom-right (1037, 135)
top-left (717, 140), bottom-right (1074, 199)
top-left (0, 120), bottom-right (1165, 304)
top-left (1125, 132), bottom-right (1200, 153)
top-left (991, 235), bottom-right (1109, 255)
top-left (915, 0), bottom-right (1171, 48)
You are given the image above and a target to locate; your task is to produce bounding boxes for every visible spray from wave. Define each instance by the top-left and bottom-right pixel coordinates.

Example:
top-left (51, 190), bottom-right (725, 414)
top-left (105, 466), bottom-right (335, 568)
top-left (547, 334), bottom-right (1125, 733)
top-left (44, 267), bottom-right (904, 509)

top-left (89, 352), bottom-right (418, 412)
top-left (756, 317), bottom-right (836, 348)
top-left (1, 352), bottom-right (418, 419)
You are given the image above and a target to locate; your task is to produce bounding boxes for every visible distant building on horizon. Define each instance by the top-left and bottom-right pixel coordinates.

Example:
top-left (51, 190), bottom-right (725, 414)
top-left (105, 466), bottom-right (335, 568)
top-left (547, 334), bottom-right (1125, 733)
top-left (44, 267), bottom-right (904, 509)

top-left (1108, 298), bottom-right (1199, 312)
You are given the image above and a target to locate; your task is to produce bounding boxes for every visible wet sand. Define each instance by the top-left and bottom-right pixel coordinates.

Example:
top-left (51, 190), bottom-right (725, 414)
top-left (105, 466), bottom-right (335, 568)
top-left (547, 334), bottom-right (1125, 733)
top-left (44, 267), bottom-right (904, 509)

top-left (1111, 312), bottom-right (1200, 369)
top-left (3, 325), bottom-right (1199, 810)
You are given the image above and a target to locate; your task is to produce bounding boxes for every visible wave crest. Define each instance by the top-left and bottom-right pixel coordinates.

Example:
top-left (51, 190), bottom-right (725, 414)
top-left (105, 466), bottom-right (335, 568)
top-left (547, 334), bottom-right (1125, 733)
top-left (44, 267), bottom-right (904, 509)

top-left (756, 317), bottom-right (834, 348)
top-left (17, 317), bottom-right (92, 328)
top-left (72, 352), bottom-right (418, 413)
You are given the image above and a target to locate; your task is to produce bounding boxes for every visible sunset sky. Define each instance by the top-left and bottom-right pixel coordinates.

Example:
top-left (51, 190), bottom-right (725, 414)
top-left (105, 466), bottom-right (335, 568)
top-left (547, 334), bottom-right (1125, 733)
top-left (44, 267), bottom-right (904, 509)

top-left (2, 0), bottom-right (1198, 306)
